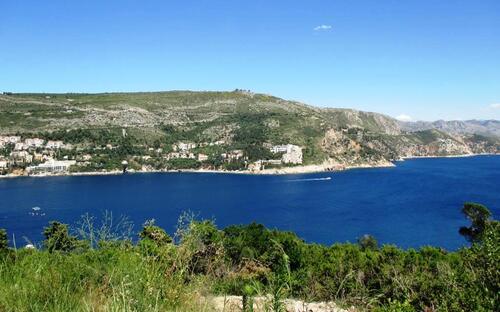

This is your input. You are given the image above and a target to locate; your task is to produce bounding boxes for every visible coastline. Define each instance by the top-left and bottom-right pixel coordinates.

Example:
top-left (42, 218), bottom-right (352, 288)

top-left (397, 152), bottom-right (498, 162)
top-left (0, 153), bottom-right (497, 179)
top-left (0, 161), bottom-right (395, 179)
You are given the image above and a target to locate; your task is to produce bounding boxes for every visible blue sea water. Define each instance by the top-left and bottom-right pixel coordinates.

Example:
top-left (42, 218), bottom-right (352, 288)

top-left (0, 156), bottom-right (499, 250)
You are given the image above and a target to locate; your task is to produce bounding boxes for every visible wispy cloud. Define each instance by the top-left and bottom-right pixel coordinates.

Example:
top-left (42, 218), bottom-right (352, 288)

top-left (395, 114), bottom-right (412, 122)
top-left (489, 103), bottom-right (500, 109)
top-left (314, 24), bottom-right (332, 31)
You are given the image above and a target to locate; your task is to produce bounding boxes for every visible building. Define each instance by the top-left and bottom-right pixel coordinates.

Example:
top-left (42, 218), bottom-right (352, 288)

top-left (0, 159), bottom-right (8, 169)
top-left (27, 159), bottom-right (76, 174)
top-left (263, 159), bottom-right (283, 165)
top-left (10, 151), bottom-right (33, 164)
top-left (33, 153), bottom-right (44, 162)
top-left (46, 140), bottom-right (64, 149)
top-left (198, 153), bottom-right (209, 161)
top-left (221, 150), bottom-right (244, 162)
top-left (80, 154), bottom-right (92, 161)
top-left (14, 142), bottom-right (27, 150)
top-left (248, 160), bottom-right (263, 171)
top-left (270, 145), bottom-right (289, 153)
top-left (3, 136), bottom-right (21, 144)
top-left (173, 142), bottom-right (197, 152)
top-left (25, 138), bottom-right (45, 148)
top-left (270, 144), bottom-right (303, 164)
top-left (166, 152), bottom-right (196, 160)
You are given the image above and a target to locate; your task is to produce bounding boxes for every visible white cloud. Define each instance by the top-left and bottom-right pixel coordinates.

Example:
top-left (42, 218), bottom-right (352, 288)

top-left (314, 25), bottom-right (332, 31)
top-left (489, 103), bottom-right (500, 109)
top-left (395, 114), bottom-right (413, 122)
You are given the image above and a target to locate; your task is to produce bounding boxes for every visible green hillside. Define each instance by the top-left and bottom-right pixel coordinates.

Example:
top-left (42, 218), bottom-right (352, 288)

top-left (0, 91), bottom-right (498, 173)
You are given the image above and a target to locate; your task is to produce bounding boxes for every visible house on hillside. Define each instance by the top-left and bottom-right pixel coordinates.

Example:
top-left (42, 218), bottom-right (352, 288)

top-left (270, 144), bottom-right (303, 164)
top-left (10, 151), bottom-right (33, 165)
top-left (46, 140), bottom-right (64, 149)
top-left (198, 154), bottom-right (209, 161)
top-left (25, 138), bottom-right (45, 148)
top-left (221, 150), bottom-right (244, 162)
top-left (173, 142), bottom-right (197, 152)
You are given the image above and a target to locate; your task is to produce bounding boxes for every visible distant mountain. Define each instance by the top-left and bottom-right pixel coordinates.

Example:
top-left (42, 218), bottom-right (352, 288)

top-left (400, 120), bottom-right (500, 137)
top-left (0, 91), bottom-right (498, 170)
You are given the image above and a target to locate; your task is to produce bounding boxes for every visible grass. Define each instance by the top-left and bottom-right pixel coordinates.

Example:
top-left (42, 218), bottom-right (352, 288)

top-left (0, 205), bottom-right (498, 312)
top-left (0, 248), bottom-right (213, 312)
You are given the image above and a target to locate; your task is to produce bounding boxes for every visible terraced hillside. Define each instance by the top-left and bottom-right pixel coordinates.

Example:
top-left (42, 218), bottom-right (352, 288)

top-left (0, 91), bottom-right (498, 173)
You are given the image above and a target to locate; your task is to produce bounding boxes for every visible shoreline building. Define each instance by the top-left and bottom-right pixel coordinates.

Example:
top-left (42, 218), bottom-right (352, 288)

top-left (270, 144), bottom-right (303, 164)
top-left (27, 159), bottom-right (76, 174)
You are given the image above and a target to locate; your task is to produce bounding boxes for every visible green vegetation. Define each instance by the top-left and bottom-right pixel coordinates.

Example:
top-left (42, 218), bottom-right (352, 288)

top-left (0, 229), bottom-right (7, 251)
top-left (0, 203), bottom-right (498, 311)
top-left (459, 202), bottom-right (492, 242)
top-left (1, 91), bottom-right (499, 174)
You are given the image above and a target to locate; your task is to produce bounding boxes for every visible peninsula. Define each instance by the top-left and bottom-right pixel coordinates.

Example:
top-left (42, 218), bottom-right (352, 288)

top-left (1, 91), bottom-right (499, 177)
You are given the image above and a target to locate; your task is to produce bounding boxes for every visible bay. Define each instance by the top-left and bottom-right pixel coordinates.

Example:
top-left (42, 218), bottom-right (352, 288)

top-left (1, 155), bottom-right (499, 250)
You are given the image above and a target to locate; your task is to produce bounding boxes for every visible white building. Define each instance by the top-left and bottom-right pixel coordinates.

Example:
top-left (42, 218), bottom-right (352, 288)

top-left (221, 150), bottom-right (244, 162)
top-left (166, 152), bottom-right (196, 160)
top-left (270, 145), bottom-right (289, 153)
top-left (270, 144), bottom-right (303, 164)
top-left (2, 136), bottom-right (21, 144)
top-left (198, 153), bottom-right (209, 161)
top-left (10, 151), bottom-right (33, 164)
top-left (173, 142), bottom-right (197, 152)
top-left (46, 140), bottom-right (64, 149)
top-left (25, 138), bottom-right (45, 148)
top-left (14, 142), bottom-right (27, 150)
top-left (27, 159), bottom-right (76, 174)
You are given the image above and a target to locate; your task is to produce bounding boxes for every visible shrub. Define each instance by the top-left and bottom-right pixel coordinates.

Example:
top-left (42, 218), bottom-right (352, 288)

top-left (139, 220), bottom-right (172, 245)
top-left (0, 229), bottom-right (8, 251)
top-left (358, 234), bottom-right (378, 251)
top-left (43, 221), bottom-right (81, 252)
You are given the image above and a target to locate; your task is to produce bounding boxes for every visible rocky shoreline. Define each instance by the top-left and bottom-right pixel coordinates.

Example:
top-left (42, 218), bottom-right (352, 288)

top-left (1, 153), bottom-right (497, 179)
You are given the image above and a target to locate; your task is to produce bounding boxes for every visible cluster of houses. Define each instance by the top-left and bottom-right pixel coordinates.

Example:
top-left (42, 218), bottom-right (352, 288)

top-left (0, 136), bottom-right (72, 173)
top-left (163, 142), bottom-right (303, 169)
top-left (1, 134), bottom-right (304, 175)
top-left (0, 136), bottom-right (70, 151)
top-left (163, 141), bottom-right (243, 163)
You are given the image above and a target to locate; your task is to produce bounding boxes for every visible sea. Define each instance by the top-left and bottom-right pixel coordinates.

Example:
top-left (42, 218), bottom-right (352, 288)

top-left (0, 155), bottom-right (499, 250)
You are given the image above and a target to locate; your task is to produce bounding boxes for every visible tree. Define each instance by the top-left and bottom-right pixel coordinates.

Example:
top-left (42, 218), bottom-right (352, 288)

top-left (358, 234), bottom-right (378, 250)
top-left (43, 221), bottom-right (79, 252)
top-left (459, 202), bottom-right (492, 242)
top-left (0, 229), bottom-right (8, 251)
top-left (139, 220), bottom-right (172, 246)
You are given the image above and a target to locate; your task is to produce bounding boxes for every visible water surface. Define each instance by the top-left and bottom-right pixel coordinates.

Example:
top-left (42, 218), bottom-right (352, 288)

top-left (1, 156), bottom-right (499, 250)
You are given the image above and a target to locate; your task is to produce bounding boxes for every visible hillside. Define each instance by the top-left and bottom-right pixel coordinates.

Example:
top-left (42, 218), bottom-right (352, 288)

top-left (0, 91), bottom-right (498, 175)
top-left (400, 119), bottom-right (500, 137)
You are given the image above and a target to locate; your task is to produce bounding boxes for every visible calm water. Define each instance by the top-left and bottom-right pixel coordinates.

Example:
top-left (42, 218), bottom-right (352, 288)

top-left (0, 156), bottom-right (499, 250)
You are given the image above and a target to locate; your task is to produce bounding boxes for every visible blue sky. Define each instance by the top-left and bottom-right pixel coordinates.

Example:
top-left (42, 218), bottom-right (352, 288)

top-left (1, 0), bottom-right (499, 121)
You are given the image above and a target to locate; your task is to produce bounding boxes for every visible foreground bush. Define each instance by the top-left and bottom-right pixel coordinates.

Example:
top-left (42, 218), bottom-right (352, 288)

top-left (0, 203), bottom-right (498, 311)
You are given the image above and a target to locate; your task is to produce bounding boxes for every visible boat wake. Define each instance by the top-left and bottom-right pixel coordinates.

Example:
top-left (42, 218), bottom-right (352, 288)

top-left (287, 177), bottom-right (332, 182)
